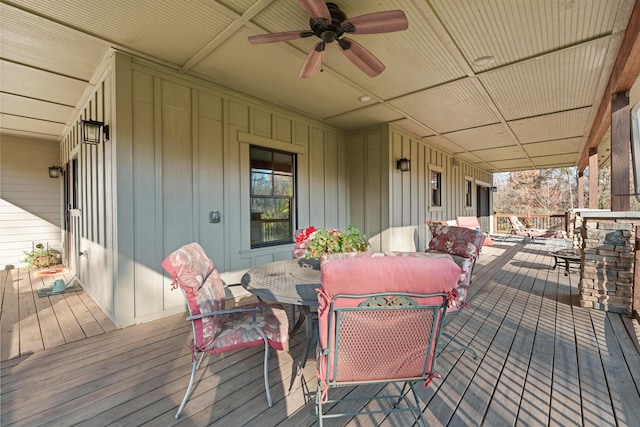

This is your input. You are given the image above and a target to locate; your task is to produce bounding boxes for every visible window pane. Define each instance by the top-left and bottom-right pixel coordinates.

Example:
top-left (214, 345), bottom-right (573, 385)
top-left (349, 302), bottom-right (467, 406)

top-left (250, 198), bottom-right (292, 244)
top-left (273, 151), bottom-right (292, 173)
top-left (431, 171), bottom-right (440, 190)
top-left (251, 171), bottom-right (272, 196)
top-left (250, 147), bottom-right (272, 169)
top-left (251, 198), bottom-right (291, 219)
top-left (273, 173), bottom-right (293, 196)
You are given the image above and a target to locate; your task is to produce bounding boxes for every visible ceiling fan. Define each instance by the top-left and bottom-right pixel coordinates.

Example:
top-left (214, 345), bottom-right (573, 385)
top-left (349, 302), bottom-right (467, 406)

top-left (248, 0), bottom-right (408, 78)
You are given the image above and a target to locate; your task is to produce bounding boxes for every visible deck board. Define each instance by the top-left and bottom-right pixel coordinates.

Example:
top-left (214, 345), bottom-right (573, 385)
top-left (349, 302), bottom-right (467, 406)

top-left (0, 268), bottom-right (21, 361)
top-left (525, 265), bottom-right (561, 427)
top-left (449, 247), bottom-right (541, 425)
top-left (0, 266), bottom-right (117, 363)
top-left (2, 240), bottom-right (640, 426)
top-left (33, 286), bottom-right (67, 349)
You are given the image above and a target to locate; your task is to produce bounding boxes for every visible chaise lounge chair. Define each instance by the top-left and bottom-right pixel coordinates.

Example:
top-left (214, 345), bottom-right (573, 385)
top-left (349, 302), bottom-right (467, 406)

top-left (509, 215), bottom-right (567, 242)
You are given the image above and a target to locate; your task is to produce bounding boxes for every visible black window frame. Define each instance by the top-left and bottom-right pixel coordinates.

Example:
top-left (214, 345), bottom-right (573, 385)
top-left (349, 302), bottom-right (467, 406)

top-left (249, 145), bottom-right (297, 249)
top-left (431, 169), bottom-right (442, 207)
top-left (465, 179), bottom-right (473, 207)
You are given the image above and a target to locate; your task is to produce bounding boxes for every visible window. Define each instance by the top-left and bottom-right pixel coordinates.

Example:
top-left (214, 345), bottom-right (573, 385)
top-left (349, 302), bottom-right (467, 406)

top-left (431, 170), bottom-right (442, 207)
top-left (250, 146), bottom-right (296, 248)
top-left (465, 179), bottom-right (473, 207)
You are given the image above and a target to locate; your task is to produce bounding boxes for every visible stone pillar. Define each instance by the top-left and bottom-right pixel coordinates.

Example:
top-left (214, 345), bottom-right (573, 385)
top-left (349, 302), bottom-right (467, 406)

top-left (580, 218), bottom-right (636, 314)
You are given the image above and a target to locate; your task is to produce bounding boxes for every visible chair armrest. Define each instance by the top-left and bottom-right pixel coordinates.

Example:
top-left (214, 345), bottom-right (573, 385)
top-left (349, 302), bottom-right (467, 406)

top-left (186, 306), bottom-right (261, 321)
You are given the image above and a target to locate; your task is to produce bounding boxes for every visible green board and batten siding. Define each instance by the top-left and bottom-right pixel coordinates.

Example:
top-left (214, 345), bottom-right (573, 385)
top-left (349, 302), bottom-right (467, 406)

top-left (56, 51), bottom-right (493, 327)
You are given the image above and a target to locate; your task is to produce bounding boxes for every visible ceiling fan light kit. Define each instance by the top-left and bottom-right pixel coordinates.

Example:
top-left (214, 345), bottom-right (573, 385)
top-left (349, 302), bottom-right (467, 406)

top-left (248, 1), bottom-right (408, 78)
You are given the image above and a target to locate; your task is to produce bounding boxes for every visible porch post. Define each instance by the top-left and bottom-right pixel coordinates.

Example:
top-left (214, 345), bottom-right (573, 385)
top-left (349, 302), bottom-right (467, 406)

top-left (635, 226), bottom-right (640, 322)
top-left (577, 171), bottom-right (584, 208)
top-left (588, 148), bottom-right (598, 208)
top-left (611, 91), bottom-right (631, 212)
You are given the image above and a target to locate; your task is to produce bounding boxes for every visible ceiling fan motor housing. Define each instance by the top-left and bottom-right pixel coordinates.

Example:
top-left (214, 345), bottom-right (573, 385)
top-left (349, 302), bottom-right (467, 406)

top-left (310, 3), bottom-right (347, 43)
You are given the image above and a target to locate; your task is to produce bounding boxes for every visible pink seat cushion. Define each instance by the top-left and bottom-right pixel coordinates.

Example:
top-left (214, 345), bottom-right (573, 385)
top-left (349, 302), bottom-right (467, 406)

top-left (318, 251), bottom-right (462, 348)
top-left (316, 252), bottom-right (460, 394)
top-left (455, 216), bottom-right (481, 229)
top-left (455, 216), bottom-right (493, 245)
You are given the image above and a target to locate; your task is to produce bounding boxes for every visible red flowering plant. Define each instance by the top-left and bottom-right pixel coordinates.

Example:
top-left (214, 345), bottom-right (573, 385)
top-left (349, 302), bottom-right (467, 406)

top-left (295, 226), bottom-right (317, 244)
top-left (293, 225), bottom-right (369, 259)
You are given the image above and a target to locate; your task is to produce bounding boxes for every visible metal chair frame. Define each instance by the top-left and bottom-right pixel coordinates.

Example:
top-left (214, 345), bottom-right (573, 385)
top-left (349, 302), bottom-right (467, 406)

top-left (316, 291), bottom-right (449, 426)
top-left (176, 300), bottom-right (272, 419)
top-left (434, 251), bottom-right (479, 360)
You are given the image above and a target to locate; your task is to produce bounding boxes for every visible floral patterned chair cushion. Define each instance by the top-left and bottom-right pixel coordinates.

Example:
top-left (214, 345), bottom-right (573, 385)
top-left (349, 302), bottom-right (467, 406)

top-left (426, 225), bottom-right (485, 311)
top-left (162, 242), bottom-right (289, 353)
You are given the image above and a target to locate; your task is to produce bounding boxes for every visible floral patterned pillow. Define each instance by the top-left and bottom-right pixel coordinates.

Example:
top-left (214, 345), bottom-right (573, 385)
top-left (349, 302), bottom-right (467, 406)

top-left (428, 225), bottom-right (484, 260)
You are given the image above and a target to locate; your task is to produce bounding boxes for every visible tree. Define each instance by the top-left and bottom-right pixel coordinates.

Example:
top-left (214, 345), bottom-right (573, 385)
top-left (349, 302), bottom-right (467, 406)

top-left (493, 167), bottom-right (578, 214)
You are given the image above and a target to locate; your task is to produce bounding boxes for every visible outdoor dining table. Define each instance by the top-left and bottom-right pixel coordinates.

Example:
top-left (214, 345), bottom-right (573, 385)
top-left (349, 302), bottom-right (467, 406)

top-left (241, 257), bottom-right (322, 391)
top-left (240, 257), bottom-right (321, 308)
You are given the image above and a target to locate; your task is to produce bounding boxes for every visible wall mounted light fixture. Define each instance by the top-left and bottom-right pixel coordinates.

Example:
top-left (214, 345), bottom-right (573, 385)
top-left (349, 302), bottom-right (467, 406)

top-left (48, 166), bottom-right (63, 178)
top-left (81, 120), bottom-right (109, 144)
top-left (491, 186), bottom-right (498, 192)
top-left (396, 158), bottom-right (410, 172)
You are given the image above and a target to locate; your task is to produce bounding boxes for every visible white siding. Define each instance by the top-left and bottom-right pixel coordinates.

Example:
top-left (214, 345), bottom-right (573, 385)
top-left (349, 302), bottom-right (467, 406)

top-left (0, 135), bottom-right (61, 268)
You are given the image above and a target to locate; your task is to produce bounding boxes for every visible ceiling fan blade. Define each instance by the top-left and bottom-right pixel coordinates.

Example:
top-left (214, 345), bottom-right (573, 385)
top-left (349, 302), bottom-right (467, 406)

top-left (342, 10), bottom-right (408, 34)
top-left (338, 37), bottom-right (385, 77)
top-left (298, 0), bottom-right (331, 23)
top-left (248, 30), bottom-right (314, 44)
top-left (299, 42), bottom-right (326, 78)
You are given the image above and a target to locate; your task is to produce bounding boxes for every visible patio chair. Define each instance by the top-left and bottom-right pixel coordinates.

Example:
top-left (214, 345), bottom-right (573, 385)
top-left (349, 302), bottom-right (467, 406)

top-left (509, 215), bottom-right (567, 242)
top-left (162, 242), bottom-right (289, 419)
top-left (455, 215), bottom-right (493, 245)
top-left (315, 251), bottom-right (462, 426)
top-left (426, 225), bottom-right (485, 359)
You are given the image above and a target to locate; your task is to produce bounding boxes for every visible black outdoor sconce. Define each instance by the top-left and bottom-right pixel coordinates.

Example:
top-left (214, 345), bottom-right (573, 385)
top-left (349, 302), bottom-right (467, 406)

top-left (81, 120), bottom-right (109, 144)
top-left (48, 166), bottom-right (63, 178)
top-left (396, 157), bottom-right (410, 172)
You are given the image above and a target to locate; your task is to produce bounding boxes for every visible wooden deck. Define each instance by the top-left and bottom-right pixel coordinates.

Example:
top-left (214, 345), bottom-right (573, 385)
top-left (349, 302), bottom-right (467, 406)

top-left (0, 266), bottom-right (116, 362)
top-left (2, 238), bottom-right (640, 426)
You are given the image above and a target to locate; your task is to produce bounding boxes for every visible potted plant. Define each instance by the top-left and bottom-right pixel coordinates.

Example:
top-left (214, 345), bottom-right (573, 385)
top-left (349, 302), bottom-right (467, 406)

top-left (22, 243), bottom-right (57, 269)
top-left (294, 225), bottom-right (370, 259)
top-left (523, 217), bottom-right (534, 228)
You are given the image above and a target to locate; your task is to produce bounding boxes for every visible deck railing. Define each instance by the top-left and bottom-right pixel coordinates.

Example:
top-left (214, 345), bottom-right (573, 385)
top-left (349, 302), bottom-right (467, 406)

top-left (493, 213), bottom-right (568, 235)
